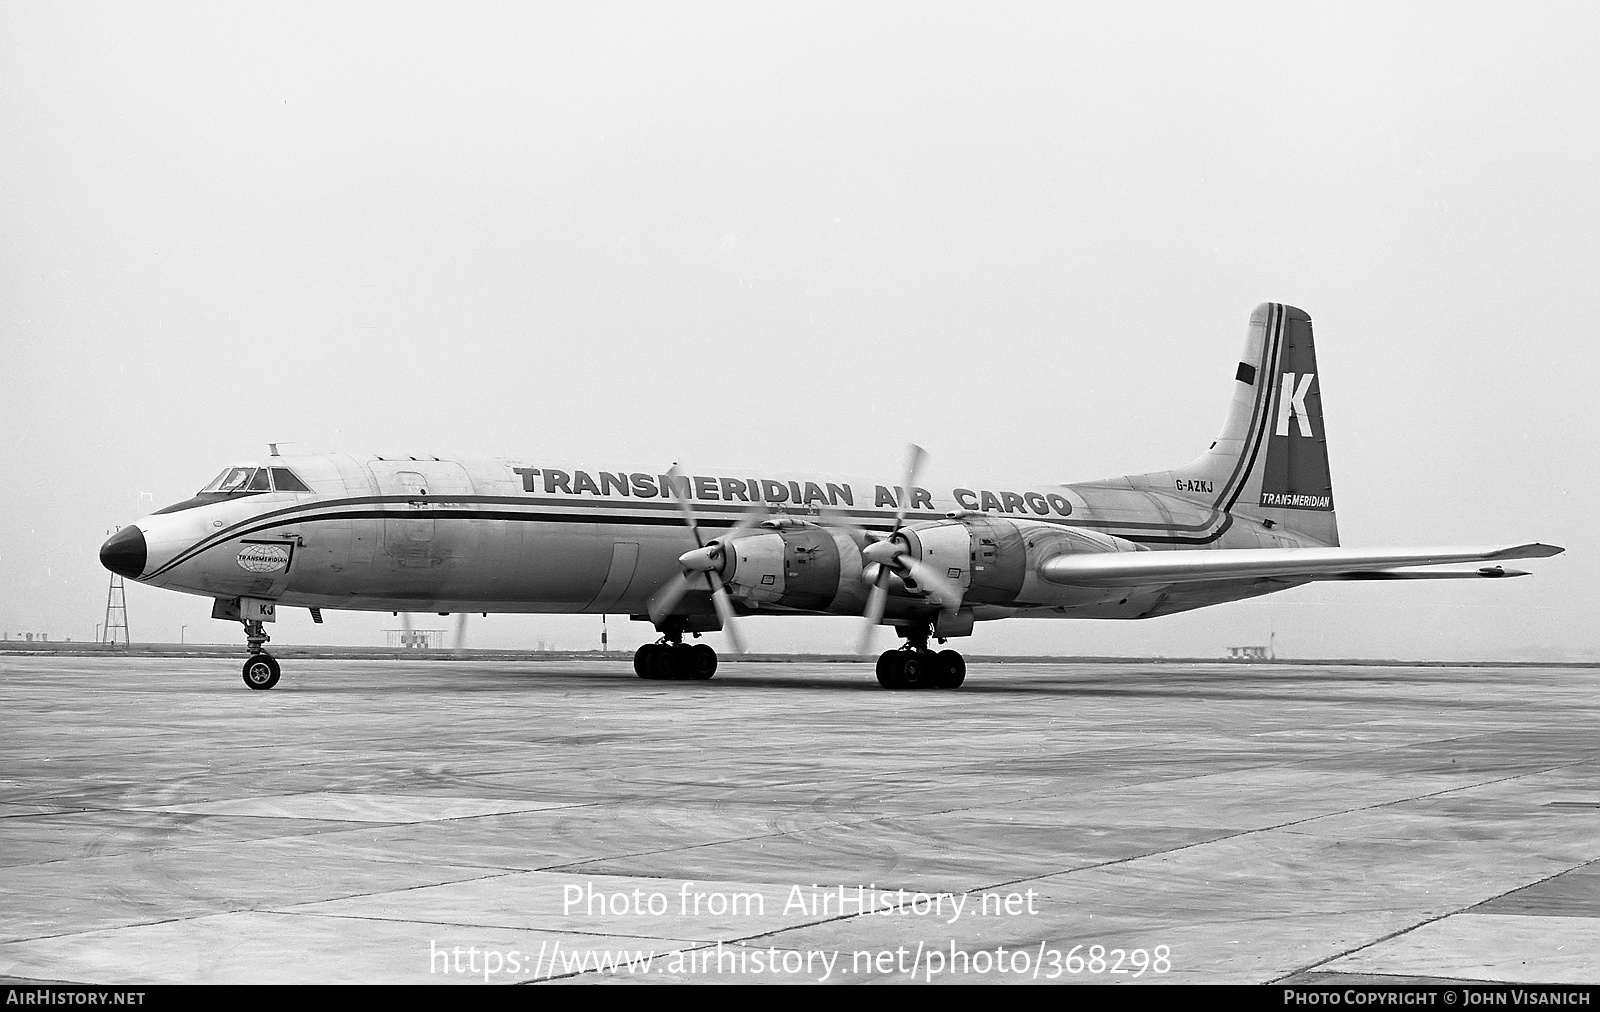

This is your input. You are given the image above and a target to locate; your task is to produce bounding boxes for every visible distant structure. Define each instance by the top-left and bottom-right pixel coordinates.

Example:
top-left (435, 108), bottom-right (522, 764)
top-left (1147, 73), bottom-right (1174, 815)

top-left (102, 552), bottom-right (131, 646)
top-left (386, 628), bottom-right (447, 649)
top-left (1227, 632), bottom-right (1276, 662)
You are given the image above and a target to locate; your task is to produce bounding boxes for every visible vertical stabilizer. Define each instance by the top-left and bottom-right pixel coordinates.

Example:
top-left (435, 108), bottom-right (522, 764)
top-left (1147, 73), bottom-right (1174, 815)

top-left (1164, 303), bottom-right (1339, 546)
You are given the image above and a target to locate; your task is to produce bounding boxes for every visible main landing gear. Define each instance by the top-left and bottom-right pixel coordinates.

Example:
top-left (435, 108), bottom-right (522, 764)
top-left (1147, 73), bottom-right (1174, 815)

top-left (634, 627), bottom-right (718, 682)
top-left (876, 648), bottom-right (965, 690)
top-left (875, 626), bottom-right (966, 691)
top-left (240, 619), bottom-right (280, 690)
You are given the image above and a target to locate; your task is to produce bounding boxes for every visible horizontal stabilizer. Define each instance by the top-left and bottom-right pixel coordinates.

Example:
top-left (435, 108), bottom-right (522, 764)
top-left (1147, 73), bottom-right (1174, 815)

top-left (1038, 544), bottom-right (1563, 588)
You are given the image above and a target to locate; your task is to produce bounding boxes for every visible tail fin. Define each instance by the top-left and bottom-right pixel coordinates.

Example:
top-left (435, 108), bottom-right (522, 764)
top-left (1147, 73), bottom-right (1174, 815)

top-left (1169, 303), bottom-right (1339, 546)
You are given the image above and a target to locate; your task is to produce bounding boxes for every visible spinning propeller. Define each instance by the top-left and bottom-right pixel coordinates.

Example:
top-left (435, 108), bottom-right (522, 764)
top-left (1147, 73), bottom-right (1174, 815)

top-left (851, 445), bottom-right (962, 655)
top-left (647, 451), bottom-right (962, 658)
top-left (649, 466), bottom-right (768, 653)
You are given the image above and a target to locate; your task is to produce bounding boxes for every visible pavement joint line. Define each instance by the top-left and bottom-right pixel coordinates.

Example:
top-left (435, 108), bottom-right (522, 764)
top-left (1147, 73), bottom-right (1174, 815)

top-left (0, 864), bottom-right (530, 946)
top-left (1454, 855), bottom-right (1600, 914)
top-left (538, 815), bottom-right (918, 874)
top-left (507, 742), bottom-right (1594, 882)
top-left (256, 908), bottom-right (706, 944)
top-left (1266, 763), bottom-right (1600, 983)
top-left (729, 756), bottom-right (1600, 950)
top-left (0, 911), bottom-right (234, 947)
top-left (0, 823), bottom-right (418, 873)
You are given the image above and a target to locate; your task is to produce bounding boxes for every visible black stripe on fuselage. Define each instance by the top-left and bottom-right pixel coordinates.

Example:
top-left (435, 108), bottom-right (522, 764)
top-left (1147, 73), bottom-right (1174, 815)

top-left (145, 502), bottom-right (924, 579)
top-left (1117, 302), bottom-right (1285, 545)
top-left (1222, 302), bottom-right (1286, 513)
top-left (143, 493), bottom-right (1228, 580)
top-left (146, 315), bottom-right (1291, 576)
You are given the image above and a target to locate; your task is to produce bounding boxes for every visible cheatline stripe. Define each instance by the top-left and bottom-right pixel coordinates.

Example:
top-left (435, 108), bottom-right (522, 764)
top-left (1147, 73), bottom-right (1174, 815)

top-left (144, 498), bottom-right (1233, 581)
top-left (1222, 302), bottom-right (1286, 513)
top-left (1133, 302), bottom-right (1285, 544)
top-left (144, 310), bottom-right (1292, 575)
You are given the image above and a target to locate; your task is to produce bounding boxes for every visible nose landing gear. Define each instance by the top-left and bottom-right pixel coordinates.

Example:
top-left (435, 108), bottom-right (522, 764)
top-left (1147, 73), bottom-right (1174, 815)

top-left (240, 619), bottom-right (280, 690)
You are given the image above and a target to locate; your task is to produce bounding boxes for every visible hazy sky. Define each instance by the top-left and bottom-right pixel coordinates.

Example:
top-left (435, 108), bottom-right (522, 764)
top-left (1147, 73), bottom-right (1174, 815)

top-left (3, 2), bottom-right (1595, 659)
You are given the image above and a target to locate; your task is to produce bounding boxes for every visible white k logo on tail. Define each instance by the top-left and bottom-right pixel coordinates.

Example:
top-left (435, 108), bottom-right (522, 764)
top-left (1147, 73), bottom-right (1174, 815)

top-left (1276, 372), bottom-right (1315, 437)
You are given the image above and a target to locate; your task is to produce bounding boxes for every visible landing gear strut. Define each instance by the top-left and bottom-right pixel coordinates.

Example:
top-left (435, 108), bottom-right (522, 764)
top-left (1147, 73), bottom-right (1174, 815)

top-left (240, 619), bottom-right (280, 690)
top-left (875, 626), bottom-right (965, 691)
top-left (634, 624), bottom-right (718, 682)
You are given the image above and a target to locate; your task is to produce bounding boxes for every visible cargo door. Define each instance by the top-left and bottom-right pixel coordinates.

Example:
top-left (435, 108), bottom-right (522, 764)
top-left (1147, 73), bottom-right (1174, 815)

top-left (367, 460), bottom-right (474, 568)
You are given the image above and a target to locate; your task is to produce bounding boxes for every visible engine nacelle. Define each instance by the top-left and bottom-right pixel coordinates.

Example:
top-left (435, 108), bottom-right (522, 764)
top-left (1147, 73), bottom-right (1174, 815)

top-left (702, 514), bottom-right (1142, 618)
top-left (894, 515), bottom-right (1142, 608)
top-left (713, 523), bottom-right (866, 613)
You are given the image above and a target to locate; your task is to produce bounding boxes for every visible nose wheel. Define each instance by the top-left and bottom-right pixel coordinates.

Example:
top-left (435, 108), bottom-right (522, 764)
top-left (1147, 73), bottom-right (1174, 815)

top-left (242, 653), bottom-right (281, 690)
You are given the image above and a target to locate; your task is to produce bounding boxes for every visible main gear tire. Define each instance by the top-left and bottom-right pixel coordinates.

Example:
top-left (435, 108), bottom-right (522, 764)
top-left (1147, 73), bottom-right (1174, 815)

top-left (899, 651), bottom-right (930, 689)
top-left (935, 650), bottom-right (966, 689)
top-left (876, 650), bottom-right (905, 690)
top-left (688, 643), bottom-right (718, 680)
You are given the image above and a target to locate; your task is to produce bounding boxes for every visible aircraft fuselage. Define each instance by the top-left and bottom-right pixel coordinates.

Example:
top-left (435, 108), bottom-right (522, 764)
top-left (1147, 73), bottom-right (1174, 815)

top-left (122, 453), bottom-right (1304, 626)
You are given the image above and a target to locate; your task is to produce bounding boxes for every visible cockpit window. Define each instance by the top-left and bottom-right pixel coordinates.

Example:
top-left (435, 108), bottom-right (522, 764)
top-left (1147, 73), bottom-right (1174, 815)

top-left (194, 466), bottom-right (311, 495)
top-left (270, 468), bottom-right (313, 492)
top-left (200, 468), bottom-right (257, 494)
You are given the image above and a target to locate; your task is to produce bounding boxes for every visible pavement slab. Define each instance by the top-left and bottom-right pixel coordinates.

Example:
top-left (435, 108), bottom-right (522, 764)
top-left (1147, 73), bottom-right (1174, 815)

top-left (2, 655), bottom-right (1596, 985)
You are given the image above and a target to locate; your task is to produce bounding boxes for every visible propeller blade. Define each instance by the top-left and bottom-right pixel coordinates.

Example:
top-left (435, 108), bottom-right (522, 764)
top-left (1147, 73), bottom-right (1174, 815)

top-left (815, 507), bottom-right (884, 548)
top-left (706, 571), bottom-right (746, 654)
top-left (855, 567), bottom-right (891, 655)
top-left (892, 443), bottom-right (928, 532)
top-left (649, 571), bottom-right (696, 623)
top-left (452, 612), bottom-right (469, 658)
top-left (711, 504), bottom-right (772, 549)
top-left (853, 443), bottom-right (928, 655)
top-left (901, 555), bottom-right (963, 610)
top-left (665, 465), bottom-right (704, 548)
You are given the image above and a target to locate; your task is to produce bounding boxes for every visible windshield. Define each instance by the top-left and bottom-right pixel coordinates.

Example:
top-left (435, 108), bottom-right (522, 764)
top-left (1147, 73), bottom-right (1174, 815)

top-left (195, 466), bottom-right (313, 495)
top-left (200, 468), bottom-right (256, 493)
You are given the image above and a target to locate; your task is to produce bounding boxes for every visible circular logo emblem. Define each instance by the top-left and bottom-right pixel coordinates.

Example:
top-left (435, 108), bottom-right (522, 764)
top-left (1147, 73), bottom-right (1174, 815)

top-left (237, 544), bottom-right (290, 573)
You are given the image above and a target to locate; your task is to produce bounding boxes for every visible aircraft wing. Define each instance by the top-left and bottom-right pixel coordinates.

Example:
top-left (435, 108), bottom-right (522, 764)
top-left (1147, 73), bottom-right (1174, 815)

top-left (1038, 544), bottom-right (1564, 588)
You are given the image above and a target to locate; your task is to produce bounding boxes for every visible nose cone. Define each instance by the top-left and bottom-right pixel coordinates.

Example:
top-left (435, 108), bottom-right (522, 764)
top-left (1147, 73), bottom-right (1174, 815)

top-left (100, 526), bottom-right (147, 579)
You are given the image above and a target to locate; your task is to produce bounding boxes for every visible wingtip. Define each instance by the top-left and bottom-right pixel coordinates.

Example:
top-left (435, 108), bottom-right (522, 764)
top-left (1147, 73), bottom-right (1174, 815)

top-left (1500, 543), bottom-right (1565, 559)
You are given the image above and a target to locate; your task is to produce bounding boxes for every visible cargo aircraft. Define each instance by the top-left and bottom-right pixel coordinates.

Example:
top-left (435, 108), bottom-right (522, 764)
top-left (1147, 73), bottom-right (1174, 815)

top-left (99, 304), bottom-right (1562, 691)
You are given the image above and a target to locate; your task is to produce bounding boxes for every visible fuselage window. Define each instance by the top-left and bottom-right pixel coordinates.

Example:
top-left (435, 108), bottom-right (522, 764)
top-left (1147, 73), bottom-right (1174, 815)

top-left (270, 468), bottom-right (313, 492)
